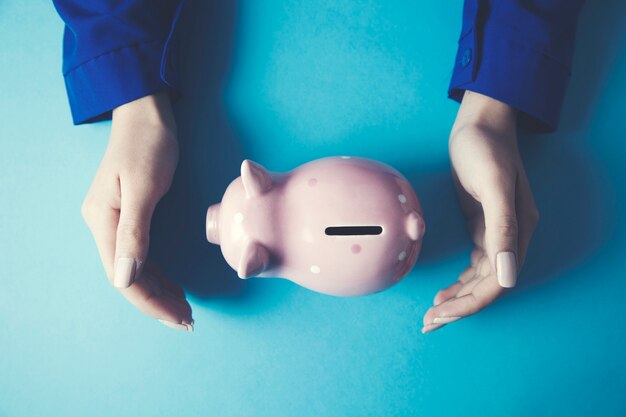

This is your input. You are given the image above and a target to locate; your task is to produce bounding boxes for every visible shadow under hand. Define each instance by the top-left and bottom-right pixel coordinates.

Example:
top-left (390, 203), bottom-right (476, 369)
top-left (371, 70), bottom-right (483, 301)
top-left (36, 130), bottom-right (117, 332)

top-left (508, 0), bottom-right (625, 292)
top-left (517, 138), bottom-right (615, 290)
top-left (150, 0), bottom-right (252, 300)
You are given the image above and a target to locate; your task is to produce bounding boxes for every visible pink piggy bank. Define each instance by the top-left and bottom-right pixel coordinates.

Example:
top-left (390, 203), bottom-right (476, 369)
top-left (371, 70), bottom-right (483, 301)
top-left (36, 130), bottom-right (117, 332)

top-left (206, 157), bottom-right (425, 296)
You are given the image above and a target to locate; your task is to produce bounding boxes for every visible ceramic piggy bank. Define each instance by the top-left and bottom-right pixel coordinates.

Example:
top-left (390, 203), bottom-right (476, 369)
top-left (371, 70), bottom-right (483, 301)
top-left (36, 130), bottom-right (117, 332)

top-left (206, 157), bottom-right (425, 296)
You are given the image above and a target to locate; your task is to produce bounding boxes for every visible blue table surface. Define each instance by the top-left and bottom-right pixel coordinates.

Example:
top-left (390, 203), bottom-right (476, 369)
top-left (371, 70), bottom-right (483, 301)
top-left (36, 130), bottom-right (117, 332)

top-left (1, 1), bottom-right (625, 416)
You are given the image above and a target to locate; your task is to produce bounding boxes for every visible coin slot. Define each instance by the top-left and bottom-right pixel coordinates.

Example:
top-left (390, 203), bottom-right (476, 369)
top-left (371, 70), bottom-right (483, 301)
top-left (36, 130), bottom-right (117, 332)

top-left (325, 226), bottom-right (383, 236)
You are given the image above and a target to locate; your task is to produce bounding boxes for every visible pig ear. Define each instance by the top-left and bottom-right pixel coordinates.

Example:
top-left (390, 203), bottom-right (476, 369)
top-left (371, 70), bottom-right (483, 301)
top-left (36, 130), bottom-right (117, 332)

top-left (237, 240), bottom-right (270, 279)
top-left (241, 160), bottom-right (272, 198)
top-left (405, 210), bottom-right (425, 241)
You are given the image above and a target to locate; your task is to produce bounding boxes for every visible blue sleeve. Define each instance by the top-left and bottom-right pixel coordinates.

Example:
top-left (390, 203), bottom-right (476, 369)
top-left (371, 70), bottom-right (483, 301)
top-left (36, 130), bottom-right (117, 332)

top-left (52, 0), bottom-right (186, 125)
top-left (448, 0), bottom-right (586, 132)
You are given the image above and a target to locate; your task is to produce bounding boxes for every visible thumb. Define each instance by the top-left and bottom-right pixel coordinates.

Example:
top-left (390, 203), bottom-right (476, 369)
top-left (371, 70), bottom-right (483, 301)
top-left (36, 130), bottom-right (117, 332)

top-left (480, 178), bottom-right (519, 288)
top-left (112, 183), bottom-right (157, 289)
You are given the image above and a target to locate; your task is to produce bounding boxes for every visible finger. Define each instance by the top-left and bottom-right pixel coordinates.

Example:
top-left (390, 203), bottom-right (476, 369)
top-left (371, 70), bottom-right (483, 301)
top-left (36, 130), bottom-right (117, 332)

top-left (479, 174), bottom-right (519, 288)
top-left (119, 266), bottom-right (194, 330)
top-left (421, 322), bottom-right (446, 334)
top-left (421, 311), bottom-right (467, 334)
top-left (82, 201), bottom-right (119, 282)
top-left (470, 246), bottom-right (485, 267)
top-left (424, 275), bottom-right (504, 326)
top-left (113, 180), bottom-right (158, 288)
top-left (433, 280), bottom-right (464, 306)
top-left (422, 305), bottom-right (461, 332)
top-left (455, 273), bottom-right (488, 298)
top-left (453, 172), bottom-right (482, 221)
top-left (467, 214), bottom-right (486, 250)
top-left (515, 172), bottom-right (540, 268)
top-left (144, 261), bottom-right (187, 300)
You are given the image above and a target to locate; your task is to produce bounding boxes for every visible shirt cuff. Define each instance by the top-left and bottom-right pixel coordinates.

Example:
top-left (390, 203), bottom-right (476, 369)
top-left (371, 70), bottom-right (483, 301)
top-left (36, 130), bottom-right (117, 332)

top-left (63, 39), bottom-right (173, 125)
top-left (448, 30), bottom-right (571, 132)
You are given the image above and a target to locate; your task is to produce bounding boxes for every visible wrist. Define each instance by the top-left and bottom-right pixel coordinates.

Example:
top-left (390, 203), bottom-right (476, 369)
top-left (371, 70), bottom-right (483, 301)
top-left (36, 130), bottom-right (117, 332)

top-left (112, 92), bottom-right (176, 134)
top-left (451, 91), bottom-right (516, 141)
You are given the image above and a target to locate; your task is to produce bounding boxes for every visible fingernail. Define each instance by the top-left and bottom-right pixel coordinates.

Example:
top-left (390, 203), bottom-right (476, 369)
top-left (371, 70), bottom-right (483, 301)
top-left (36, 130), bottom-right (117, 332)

top-left (496, 251), bottom-right (517, 288)
top-left (421, 323), bottom-right (444, 334)
top-left (158, 319), bottom-right (193, 332)
top-left (113, 257), bottom-right (136, 288)
top-left (433, 316), bottom-right (461, 325)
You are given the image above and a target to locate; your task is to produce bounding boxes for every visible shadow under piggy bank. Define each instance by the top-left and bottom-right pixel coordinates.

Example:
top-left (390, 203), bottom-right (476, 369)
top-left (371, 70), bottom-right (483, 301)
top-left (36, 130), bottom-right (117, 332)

top-left (149, 0), bottom-right (623, 306)
top-left (149, 0), bottom-right (254, 301)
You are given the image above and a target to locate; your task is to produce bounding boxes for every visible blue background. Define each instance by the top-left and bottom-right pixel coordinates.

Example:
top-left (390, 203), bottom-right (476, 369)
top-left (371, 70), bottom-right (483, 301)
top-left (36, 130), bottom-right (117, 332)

top-left (1, 1), bottom-right (625, 416)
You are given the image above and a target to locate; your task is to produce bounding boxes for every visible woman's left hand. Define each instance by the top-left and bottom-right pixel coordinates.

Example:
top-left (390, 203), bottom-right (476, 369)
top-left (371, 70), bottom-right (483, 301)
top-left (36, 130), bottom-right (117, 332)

top-left (422, 91), bottom-right (540, 334)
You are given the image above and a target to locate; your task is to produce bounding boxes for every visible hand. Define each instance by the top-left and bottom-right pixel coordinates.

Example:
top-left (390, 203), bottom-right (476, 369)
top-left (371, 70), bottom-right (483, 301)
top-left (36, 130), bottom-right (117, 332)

top-left (81, 93), bottom-right (194, 331)
top-left (422, 91), bottom-right (539, 334)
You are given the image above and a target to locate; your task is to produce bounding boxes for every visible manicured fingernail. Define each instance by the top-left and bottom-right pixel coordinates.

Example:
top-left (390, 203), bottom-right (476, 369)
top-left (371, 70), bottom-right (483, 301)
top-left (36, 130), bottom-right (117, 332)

top-left (421, 323), bottom-right (444, 334)
top-left (496, 251), bottom-right (517, 288)
top-left (433, 316), bottom-right (461, 325)
top-left (183, 319), bottom-right (194, 332)
top-left (158, 319), bottom-right (193, 332)
top-left (113, 257), bottom-right (136, 288)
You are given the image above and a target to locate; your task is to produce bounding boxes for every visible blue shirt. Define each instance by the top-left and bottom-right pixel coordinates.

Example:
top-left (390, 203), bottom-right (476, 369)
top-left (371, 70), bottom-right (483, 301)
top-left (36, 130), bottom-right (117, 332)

top-left (52, 0), bottom-right (186, 125)
top-left (449, 0), bottom-right (585, 131)
top-left (54, 0), bottom-right (585, 131)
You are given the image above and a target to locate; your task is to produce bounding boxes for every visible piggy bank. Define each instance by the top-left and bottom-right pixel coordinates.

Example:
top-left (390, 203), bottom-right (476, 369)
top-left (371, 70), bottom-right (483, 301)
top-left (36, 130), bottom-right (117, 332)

top-left (206, 157), bottom-right (425, 296)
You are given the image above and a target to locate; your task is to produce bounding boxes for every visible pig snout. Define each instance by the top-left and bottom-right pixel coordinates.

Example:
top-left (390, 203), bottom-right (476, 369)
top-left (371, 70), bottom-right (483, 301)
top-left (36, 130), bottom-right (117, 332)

top-left (206, 203), bottom-right (221, 244)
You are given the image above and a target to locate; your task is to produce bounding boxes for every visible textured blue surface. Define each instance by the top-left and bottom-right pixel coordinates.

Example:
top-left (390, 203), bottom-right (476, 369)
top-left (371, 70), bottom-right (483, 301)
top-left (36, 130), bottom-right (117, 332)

top-left (1, 1), bottom-right (625, 416)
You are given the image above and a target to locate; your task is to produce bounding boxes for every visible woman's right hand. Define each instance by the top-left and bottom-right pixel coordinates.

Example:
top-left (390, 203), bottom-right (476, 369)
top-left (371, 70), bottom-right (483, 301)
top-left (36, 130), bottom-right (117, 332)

top-left (81, 93), bottom-right (194, 331)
